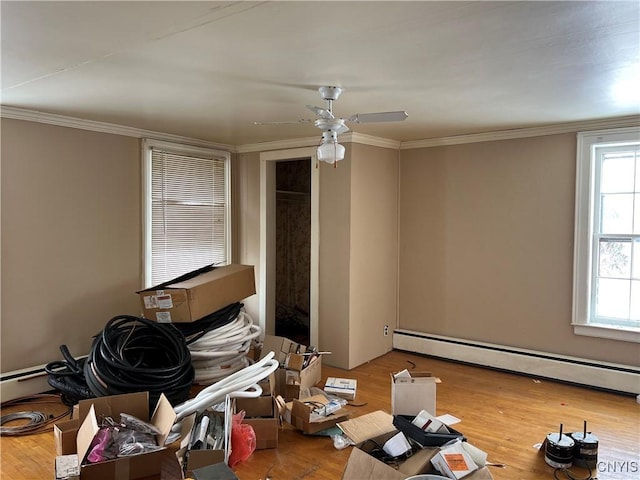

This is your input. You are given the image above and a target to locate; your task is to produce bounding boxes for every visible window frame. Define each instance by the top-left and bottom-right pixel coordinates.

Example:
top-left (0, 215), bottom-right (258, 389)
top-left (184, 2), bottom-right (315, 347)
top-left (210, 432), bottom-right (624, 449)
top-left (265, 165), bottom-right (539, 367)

top-left (141, 138), bottom-right (232, 289)
top-left (573, 126), bottom-right (640, 343)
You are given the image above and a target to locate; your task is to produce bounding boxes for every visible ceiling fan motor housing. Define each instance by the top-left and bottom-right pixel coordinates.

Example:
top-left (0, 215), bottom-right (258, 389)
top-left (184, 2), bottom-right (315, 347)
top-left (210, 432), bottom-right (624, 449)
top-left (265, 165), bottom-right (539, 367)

top-left (318, 86), bottom-right (343, 101)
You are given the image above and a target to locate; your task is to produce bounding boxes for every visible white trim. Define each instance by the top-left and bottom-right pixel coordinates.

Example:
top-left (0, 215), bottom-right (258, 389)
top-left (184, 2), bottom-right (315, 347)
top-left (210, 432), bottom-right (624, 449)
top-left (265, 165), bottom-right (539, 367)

top-left (573, 324), bottom-right (640, 343)
top-left (400, 115), bottom-right (640, 149)
top-left (0, 369), bottom-right (52, 403)
top-left (572, 126), bottom-right (640, 342)
top-left (1, 105), bottom-right (234, 151)
top-left (393, 330), bottom-right (640, 394)
top-left (141, 139), bottom-right (232, 288)
top-left (259, 147), bottom-right (319, 346)
top-left (5, 106), bottom-right (636, 153)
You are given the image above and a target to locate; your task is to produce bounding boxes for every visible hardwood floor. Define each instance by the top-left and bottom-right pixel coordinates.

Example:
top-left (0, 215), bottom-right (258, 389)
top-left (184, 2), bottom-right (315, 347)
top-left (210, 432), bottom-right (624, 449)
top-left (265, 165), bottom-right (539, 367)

top-left (1, 350), bottom-right (638, 479)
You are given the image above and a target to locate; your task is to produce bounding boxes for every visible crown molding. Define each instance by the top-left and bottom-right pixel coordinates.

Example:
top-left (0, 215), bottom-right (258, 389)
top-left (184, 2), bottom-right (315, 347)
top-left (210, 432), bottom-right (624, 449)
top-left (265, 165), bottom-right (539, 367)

top-left (400, 115), bottom-right (640, 149)
top-left (346, 132), bottom-right (401, 150)
top-left (3, 105), bottom-right (638, 153)
top-left (236, 131), bottom-right (401, 153)
top-left (235, 136), bottom-right (318, 153)
top-left (0, 105), bottom-right (234, 151)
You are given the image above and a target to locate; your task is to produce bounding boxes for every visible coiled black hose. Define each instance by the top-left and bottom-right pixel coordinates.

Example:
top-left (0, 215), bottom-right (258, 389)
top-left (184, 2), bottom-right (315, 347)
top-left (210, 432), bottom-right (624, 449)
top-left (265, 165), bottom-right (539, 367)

top-left (45, 345), bottom-right (94, 406)
top-left (172, 302), bottom-right (243, 344)
top-left (84, 315), bottom-right (194, 407)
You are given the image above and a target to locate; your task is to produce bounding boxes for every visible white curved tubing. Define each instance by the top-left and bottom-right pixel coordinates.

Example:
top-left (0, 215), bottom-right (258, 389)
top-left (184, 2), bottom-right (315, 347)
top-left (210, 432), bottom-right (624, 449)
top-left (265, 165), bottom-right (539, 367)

top-left (173, 352), bottom-right (279, 424)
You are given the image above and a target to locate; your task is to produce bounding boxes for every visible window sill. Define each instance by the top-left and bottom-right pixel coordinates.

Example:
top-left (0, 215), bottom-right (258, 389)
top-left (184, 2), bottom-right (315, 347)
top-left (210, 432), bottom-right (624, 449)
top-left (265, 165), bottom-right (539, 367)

top-left (573, 323), bottom-right (640, 343)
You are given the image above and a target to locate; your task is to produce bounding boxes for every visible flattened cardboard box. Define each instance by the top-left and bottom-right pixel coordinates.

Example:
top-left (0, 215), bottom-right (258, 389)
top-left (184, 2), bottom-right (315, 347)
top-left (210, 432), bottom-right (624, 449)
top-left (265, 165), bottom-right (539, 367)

top-left (138, 264), bottom-right (255, 323)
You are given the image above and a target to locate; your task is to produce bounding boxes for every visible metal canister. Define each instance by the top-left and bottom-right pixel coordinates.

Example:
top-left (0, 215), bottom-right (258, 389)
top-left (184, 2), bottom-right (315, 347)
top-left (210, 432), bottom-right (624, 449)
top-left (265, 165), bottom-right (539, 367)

top-left (570, 431), bottom-right (599, 469)
top-left (544, 432), bottom-right (575, 468)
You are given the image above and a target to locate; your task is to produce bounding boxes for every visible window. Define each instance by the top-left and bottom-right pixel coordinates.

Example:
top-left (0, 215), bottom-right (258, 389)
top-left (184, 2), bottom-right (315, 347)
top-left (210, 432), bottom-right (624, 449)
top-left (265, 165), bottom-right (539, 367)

top-left (573, 127), bottom-right (640, 342)
top-left (142, 139), bottom-right (231, 288)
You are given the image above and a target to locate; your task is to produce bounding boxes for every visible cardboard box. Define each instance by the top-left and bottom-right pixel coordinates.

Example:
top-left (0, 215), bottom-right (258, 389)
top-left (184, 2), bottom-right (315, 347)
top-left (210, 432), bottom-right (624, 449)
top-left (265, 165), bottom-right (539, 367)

top-left (260, 335), bottom-right (307, 366)
top-left (138, 264), bottom-right (256, 323)
top-left (391, 370), bottom-right (437, 416)
top-left (53, 392), bottom-right (176, 480)
top-left (324, 377), bottom-right (357, 400)
top-left (287, 394), bottom-right (350, 434)
top-left (177, 397), bottom-right (232, 477)
top-left (236, 395), bottom-right (279, 450)
top-left (341, 431), bottom-right (495, 480)
top-left (337, 410), bottom-right (396, 445)
top-left (260, 335), bottom-right (322, 400)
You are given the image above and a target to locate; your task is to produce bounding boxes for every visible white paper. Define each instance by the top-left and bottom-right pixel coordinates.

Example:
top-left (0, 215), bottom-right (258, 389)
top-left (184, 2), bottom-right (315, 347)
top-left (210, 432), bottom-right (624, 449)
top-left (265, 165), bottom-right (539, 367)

top-left (383, 432), bottom-right (412, 457)
top-left (436, 413), bottom-right (461, 426)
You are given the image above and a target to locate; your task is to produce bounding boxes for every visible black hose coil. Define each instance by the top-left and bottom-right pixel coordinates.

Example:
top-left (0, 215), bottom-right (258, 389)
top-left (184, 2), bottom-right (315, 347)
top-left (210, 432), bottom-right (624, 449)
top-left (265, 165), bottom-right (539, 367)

top-left (84, 315), bottom-right (194, 407)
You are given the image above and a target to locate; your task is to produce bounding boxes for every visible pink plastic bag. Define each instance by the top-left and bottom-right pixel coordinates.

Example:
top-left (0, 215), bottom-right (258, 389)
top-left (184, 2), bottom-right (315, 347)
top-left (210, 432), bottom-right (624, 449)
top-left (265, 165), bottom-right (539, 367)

top-left (228, 411), bottom-right (256, 467)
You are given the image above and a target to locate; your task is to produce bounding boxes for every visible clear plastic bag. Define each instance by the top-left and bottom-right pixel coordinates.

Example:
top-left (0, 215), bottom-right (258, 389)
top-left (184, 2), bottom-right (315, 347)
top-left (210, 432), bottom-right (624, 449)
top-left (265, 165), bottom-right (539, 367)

top-left (331, 433), bottom-right (354, 450)
top-left (114, 429), bottom-right (163, 457)
top-left (120, 413), bottom-right (162, 435)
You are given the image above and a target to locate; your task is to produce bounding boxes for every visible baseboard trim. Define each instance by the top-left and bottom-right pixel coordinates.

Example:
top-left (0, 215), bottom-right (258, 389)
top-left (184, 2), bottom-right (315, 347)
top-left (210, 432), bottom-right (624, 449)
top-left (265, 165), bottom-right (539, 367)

top-left (393, 329), bottom-right (640, 395)
top-left (0, 364), bottom-right (53, 403)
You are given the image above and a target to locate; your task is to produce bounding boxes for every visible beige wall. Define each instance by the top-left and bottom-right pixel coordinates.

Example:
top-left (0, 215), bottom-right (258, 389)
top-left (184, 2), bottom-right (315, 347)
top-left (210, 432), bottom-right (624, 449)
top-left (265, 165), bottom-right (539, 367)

top-left (399, 133), bottom-right (639, 366)
top-left (1, 119), bottom-right (142, 372)
top-left (234, 151), bottom-right (261, 320)
top-left (349, 143), bottom-right (397, 368)
top-left (3, 117), bottom-right (636, 375)
top-left (318, 150), bottom-right (352, 368)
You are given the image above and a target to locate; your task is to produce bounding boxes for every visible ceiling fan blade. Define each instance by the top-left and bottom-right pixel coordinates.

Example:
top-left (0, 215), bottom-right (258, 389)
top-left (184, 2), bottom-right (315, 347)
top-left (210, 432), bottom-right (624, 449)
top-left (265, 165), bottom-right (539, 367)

top-left (306, 105), bottom-right (334, 119)
top-left (253, 119), bottom-right (312, 125)
top-left (347, 111), bottom-right (408, 124)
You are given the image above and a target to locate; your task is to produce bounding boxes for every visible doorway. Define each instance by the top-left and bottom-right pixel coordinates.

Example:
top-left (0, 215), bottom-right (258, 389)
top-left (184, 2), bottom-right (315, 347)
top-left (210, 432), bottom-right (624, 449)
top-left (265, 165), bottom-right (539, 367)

top-left (259, 146), bottom-right (319, 348)
top-left (275, 160), bottom-right (311, 345)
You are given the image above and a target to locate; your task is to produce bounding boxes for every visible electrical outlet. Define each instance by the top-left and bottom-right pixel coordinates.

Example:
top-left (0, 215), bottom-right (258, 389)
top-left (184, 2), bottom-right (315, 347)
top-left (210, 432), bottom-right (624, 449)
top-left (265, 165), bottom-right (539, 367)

top-left (384, 325), bottom-right (389, 336)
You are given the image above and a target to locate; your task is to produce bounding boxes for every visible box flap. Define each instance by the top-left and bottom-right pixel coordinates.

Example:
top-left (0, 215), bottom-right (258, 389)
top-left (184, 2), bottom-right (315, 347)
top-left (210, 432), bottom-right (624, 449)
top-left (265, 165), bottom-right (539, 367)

top-left (392, 371), bottom-right (438, 384)
top-left (137, 264), bottom-right (219, 292)
top-left (76, 404), bottom-right (100, 464)
top-left (78, 391), bottom-right (149, 424)
top-left (150, 393), bottom-right (177, 446)
top-left (341, 447), bottom-right (406, 480)
top-left (337, 410), bottom-right (396, 445)
top-left (290, 396), bottom-right (350, 434)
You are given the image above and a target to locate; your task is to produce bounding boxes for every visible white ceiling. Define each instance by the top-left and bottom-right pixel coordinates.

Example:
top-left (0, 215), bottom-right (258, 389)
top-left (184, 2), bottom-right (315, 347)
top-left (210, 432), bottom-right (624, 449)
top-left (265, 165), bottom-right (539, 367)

top-left (2, 1), bottom-right (639, 147)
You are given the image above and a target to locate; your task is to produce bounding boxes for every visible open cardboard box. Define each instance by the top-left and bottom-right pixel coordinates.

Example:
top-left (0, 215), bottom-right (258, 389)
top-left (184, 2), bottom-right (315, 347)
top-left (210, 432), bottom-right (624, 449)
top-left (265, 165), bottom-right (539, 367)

top-left (260, 335), bottom-right (323, 401)
top-left (285, 394), bottom-right (350, 434)
top-left (176, 395), bottom-right (233, 477)
top-left (338, 410), bottom-right (493, 479)
top-left (53, 392), bottom-right (176, 480)
top-left (236, 395), bottom-right (279, 450)
top-left (391, 370), bottom-right (438, 416)
top-left (137, 264), bottom-right (256, 323)
top-left (342, 436), bottom-right (494, 480)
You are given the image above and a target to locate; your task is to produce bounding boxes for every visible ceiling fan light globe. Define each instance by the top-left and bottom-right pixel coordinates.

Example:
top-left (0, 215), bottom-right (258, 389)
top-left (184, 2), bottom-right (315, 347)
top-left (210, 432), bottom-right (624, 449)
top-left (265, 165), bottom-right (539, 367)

top-left (317, 142), bottom-right (345, 164)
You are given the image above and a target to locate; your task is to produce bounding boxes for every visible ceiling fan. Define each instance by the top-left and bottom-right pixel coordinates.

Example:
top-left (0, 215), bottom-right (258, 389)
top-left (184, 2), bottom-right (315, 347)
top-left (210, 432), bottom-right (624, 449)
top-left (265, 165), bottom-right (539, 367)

top-left (255, 86), bottom-right (408, 165)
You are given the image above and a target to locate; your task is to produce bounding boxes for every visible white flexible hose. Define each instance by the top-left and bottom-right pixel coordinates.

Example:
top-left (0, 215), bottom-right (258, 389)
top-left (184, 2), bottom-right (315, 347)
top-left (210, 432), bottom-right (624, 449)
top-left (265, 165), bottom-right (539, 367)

top-left (172, 351), bottom-right (279, 433)
top-left (187, 310), bottom-right (263, 385)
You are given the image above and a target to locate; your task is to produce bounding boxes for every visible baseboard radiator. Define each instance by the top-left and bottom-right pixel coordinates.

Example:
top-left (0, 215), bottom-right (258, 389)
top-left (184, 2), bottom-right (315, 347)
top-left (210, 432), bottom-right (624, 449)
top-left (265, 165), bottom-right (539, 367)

top-left (393, 329), bottom-right (640, 395)
top-left (1, 363), bottom-right (56, 403)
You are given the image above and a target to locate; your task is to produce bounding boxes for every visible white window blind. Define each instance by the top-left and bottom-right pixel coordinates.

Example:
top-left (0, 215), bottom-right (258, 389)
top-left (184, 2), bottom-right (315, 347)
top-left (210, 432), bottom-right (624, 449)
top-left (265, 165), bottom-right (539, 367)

top-left (143, 140), bottom-right (230, 287)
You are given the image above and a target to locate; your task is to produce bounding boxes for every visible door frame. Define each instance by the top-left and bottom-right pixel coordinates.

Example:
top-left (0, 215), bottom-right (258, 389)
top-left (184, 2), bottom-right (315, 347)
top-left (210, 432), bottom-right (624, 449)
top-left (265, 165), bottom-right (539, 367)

top-left (259, 147), bottom-right (319, 347)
